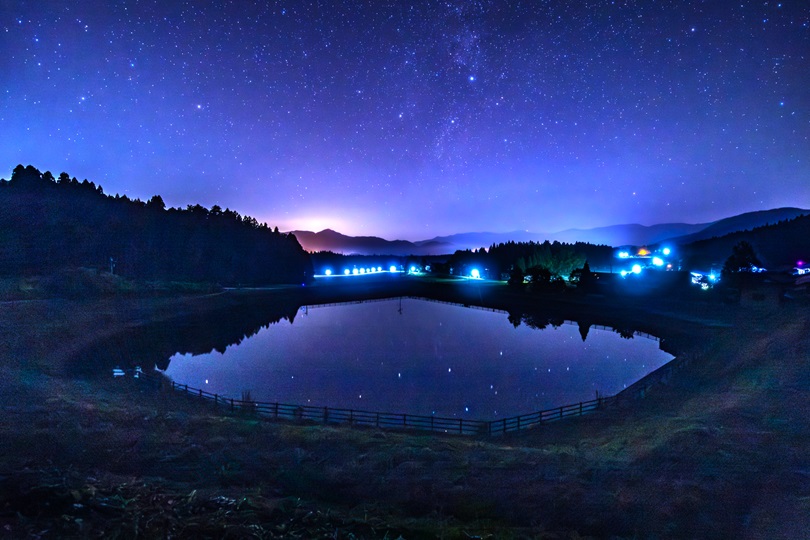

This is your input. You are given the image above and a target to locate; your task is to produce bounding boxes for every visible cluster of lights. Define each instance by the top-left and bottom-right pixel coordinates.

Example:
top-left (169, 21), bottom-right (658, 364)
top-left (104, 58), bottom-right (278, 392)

top-left (620, 264), bottom-right (643, 277)
top-left (690, 271), bottom-right (718, 290)
top-left (320, 265), bottom-right (398, 277)
top-left (618, 246), bottom-right (674, 277)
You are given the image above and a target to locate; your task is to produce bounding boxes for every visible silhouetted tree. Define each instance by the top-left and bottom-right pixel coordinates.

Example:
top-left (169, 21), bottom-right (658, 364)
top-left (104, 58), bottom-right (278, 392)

top-left (146, 195), bottom-right (166, 210)
top-left (0, 164), bottom-right (312, 285)
top-left (577, 320), bottom-right (591, 341)
top-left (507, 266), bottom-right (524, 287)
top-left (722, 241), bottom-right (761, 276)
top-left (526, 266), bottom-right (552, 291)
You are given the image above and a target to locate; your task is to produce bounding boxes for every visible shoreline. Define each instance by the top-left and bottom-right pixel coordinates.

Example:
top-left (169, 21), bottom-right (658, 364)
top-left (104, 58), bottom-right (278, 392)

top-left (2, 278), bottom-right (808, 537)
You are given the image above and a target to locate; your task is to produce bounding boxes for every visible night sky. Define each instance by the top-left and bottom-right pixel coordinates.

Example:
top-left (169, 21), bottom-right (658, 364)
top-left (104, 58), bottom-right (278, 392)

top-left (3, 1), bottom-right (809, 240)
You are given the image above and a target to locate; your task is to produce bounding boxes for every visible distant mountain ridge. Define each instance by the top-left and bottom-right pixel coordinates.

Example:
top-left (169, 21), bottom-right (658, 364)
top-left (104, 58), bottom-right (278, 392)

top-left (289, 229), bottom-right (454, 256)
top-left (290, 207), bottom-right (809, 255)
top-left (663, 208), bottom-right (809, 245)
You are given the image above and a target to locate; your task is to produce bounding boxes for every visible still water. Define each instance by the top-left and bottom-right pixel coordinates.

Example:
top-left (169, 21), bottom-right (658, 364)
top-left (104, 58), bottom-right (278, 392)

top-left (163, 298), bottom-right (673, 419)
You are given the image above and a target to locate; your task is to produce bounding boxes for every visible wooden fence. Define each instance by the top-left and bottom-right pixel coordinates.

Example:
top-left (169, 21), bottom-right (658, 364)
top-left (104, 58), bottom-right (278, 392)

top-left (488, 396), bottom-right (619, 435)
top-left (133, 296), bottom-right (680, 437)
top-left (140, 373), bottom-right (623, 437)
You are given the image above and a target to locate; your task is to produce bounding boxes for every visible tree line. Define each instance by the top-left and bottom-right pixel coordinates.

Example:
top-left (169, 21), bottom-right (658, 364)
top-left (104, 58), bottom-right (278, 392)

top-left (445, 240), bottom-right (613, 288)
top-left (0, 165), bottom-right (312, 285)
top-left (682, 214), bottom-right (810, 271)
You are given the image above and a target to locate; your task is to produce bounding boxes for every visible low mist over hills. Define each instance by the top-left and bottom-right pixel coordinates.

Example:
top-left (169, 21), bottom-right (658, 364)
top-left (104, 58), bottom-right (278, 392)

top-left (292, 207), bottom-right (809, 255)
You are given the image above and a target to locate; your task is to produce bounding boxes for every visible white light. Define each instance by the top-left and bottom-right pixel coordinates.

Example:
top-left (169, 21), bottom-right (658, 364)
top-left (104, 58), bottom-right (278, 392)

top-left (471, 269), bottom-right (481, 279)
top-left (352, 268), bottom-right (359, 275)
top-left (344, 269), bottom-right (350, 275)
top-left (632, 264), bottom-right (642, 274)
top-left (652, 257), bottom-right (664, 266)
top-left (377, 266), bottom-right (382, 272)
top-left (618, 251), bottom-right (630, 258)
top-left (370, 267), bottom-right (376, 273)
top-left (409, 266), bottom-right (416, 273)
top-left (324, 269), bottom-right (332, 276)
top-left (359, 268), bottom-right (365, 274)
top-left (389, 265), bottom-right (397, 273)
top-left (662, 247), bottom-right (671, 256)
top-left (709, 273), bottom-right (716, 281)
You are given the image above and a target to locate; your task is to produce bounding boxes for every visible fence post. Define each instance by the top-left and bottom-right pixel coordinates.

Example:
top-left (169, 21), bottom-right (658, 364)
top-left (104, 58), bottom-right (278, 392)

top-left (517, 416), bottom-right (520, 431)
top-left (230, 398), bottom-right (234, 412)
top-left (459, 419), bottom-right (463, 434)
top-left (349, 409), bottom-right (353, 424)
top-left (559, 406), bottom-right (563, 419)
top-left (199, 389), bottom-right (202, 399)
top-left (324, 407), bottom-right (328, 424)
top-left (214, 394), bottom-right (217, 405)
top-left (376, 412), bottom-right (380, 428)
top-left (273, 402), bottom-right (279, 419)
top-left (431, 416), bottom-right (434, 431)
top-left (579, 402), bottom-right (583, 415)
top-left (403, 414), bottom-right (407, 427)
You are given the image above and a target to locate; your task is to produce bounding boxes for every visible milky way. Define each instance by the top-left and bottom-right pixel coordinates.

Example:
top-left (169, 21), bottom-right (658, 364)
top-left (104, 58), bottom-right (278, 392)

top-left (2, 1), bottom-right (809, 239)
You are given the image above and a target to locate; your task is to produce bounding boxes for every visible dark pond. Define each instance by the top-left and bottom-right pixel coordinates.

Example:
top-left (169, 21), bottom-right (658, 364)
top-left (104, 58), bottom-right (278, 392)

top-left (162, 298), bottom-right (673, 420)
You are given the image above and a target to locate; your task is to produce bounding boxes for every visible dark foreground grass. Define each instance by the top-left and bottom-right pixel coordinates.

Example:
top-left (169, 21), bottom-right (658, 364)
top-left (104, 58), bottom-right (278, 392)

top-left (1, 283), bottom-right (809, 538)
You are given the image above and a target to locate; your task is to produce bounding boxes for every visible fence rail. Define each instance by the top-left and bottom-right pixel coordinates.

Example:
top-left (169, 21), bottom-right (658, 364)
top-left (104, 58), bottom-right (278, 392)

top-left (489, 396), bottom-right (619, 435)
top-left (160, 378), bottom-right (489, 435)
top-left (304, 296), bottom-right (510, 316)
top-left (138, 372), bottom-right (628, 437)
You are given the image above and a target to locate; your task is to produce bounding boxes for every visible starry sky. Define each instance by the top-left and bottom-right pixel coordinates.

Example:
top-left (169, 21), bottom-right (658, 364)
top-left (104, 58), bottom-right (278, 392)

top-left (2, 1), bottom-right (809, 240)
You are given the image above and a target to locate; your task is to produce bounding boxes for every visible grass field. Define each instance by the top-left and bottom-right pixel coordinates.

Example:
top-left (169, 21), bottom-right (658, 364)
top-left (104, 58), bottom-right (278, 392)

top-left (1, 277), bottom-right (808, 538)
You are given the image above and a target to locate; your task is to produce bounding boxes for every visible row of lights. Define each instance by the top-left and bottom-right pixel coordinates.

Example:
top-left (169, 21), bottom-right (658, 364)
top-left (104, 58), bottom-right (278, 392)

top-left (321, 266), bottom-right (483, 279)
top-left (323, 266), bottom-right (398, 276)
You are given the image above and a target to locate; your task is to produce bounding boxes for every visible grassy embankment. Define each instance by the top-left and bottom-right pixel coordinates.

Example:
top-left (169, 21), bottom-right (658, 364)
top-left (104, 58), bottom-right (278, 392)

top-left (1, 275), bottom-right (809, 538)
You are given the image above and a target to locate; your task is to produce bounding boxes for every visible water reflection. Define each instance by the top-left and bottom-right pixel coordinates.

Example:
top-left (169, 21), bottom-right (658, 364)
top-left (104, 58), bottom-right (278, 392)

top-left (67, 295), bottom-right (302, 376)
top-left (162, 298), bottom-right (673, 420)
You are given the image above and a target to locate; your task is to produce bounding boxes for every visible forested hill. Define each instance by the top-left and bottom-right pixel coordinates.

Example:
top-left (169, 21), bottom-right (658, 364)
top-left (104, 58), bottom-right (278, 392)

top-left (0, 165), bottom-right (312, 285)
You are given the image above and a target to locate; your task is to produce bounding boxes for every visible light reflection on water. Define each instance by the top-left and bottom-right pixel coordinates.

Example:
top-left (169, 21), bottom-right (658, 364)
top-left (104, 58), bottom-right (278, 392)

top-left (163, 298), bottom-right (673, 419)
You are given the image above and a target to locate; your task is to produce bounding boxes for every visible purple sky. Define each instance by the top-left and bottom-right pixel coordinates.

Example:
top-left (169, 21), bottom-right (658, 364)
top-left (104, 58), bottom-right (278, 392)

top-left (2, 1), bottom-right (809, 240)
